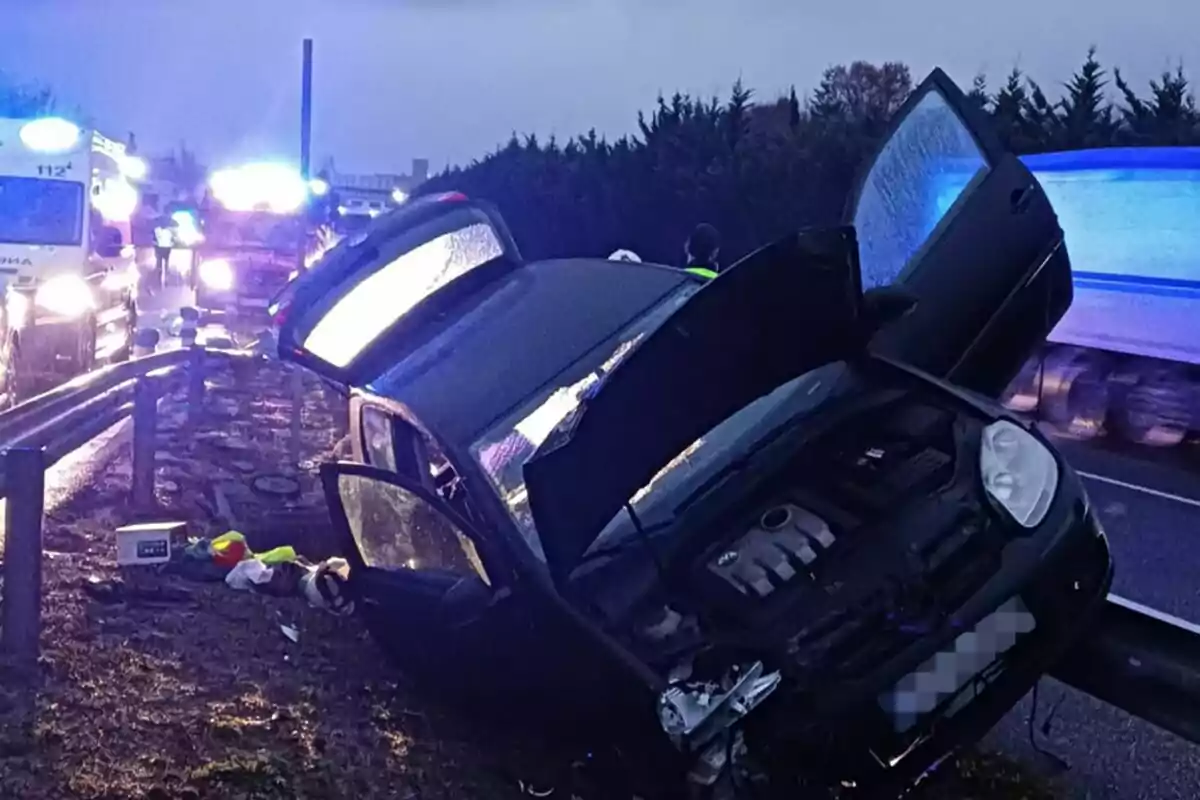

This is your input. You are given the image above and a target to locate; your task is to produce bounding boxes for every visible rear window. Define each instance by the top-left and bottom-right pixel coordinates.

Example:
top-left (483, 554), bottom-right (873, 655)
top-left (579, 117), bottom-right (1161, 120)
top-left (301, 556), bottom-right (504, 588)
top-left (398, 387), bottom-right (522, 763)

top-left (0, 176), bottom-right (85, 246)
top-left (302, 220), bottom-right (506, 368)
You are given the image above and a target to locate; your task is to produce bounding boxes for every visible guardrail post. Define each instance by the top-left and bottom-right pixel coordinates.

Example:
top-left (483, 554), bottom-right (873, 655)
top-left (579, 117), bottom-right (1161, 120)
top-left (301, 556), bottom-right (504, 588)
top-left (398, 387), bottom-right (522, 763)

top-left (289, 368), bottom-right (303, 468)
top-left (179, 306), bottom-right (200, 349)
top-left (186, 346), bottom-right (206, 433)
top-left (133, 327), bottom-right (160, 359)
top-left (131, 377), bottom-right (158, 511)
top-left (1, 447), bottom-right (46, 668)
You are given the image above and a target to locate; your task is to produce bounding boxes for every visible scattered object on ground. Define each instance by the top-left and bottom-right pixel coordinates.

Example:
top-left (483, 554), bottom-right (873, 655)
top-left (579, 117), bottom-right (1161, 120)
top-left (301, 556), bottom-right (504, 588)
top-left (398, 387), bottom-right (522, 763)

top-left (210, 531), bottom-right (249, 566)
top-left (114, 521), bottom-right (187, 566)
top-left (280, 624), bottom-right (300, 643)
top-left (300, 557), bottom-right (354, 616)
top-left (225, 558), bottom-right (274, 591)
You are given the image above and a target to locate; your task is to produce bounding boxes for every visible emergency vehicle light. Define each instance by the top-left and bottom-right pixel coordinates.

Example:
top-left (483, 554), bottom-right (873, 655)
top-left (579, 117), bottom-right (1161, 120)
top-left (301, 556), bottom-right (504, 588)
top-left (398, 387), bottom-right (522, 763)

top-left (19, 117), bottom-right (81, 154)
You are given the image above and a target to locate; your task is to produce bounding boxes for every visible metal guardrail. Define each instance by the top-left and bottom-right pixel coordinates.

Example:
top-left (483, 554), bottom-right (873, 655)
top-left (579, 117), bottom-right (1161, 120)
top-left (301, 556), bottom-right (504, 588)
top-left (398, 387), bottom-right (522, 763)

top-left (0, 312), bottom-right (274, 670)
top-left (1052, 594), bottom-right (1200, 745)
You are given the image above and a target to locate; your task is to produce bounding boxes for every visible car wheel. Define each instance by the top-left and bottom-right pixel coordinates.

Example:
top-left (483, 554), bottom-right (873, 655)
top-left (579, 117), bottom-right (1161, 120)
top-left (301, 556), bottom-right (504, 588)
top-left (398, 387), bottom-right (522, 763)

top-left (77, 313), bottom-right (98, 373)
top-left (114, 300), bottom-right (138, 363)
top-left (1, 335), bottom-right (31, 409)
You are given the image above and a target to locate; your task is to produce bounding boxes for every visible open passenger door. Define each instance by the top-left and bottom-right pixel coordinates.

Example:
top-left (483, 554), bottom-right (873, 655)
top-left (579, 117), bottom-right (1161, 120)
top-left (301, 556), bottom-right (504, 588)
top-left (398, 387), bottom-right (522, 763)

top-left (846, 68), bottom-right (1073, 398)
top-left (276, 194), bottom-right (522, 387)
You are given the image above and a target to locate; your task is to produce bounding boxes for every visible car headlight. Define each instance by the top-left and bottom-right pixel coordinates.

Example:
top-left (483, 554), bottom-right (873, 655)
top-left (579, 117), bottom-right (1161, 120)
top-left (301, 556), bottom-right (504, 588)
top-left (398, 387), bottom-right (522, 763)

top-left (979, 420), bottom-right (1058, 528)
top-left (199, 259), bottom-right (234, 291)
top-left (35, 275), bottom-right (94, 318)
top-left (361, 405), bottom-right (397, 472)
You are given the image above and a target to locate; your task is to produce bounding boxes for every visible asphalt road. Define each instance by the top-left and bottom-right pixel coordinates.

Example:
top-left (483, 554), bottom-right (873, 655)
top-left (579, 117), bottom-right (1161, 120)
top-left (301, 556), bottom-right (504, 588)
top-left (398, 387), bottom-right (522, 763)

top-left (985, 438), bottom-right (1200, 799)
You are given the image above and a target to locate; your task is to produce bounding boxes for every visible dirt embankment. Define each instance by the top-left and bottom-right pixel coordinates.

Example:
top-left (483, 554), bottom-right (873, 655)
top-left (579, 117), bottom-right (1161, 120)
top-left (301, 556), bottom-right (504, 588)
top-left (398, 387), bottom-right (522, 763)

top-left (0, 359), bottom-right (1055, 799)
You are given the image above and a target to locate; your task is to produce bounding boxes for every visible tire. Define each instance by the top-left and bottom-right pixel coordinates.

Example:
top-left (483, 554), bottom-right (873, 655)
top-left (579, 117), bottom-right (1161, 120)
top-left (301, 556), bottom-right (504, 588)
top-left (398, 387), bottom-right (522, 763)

top-left (77, 314), bottom-right (98, 373)
top-left (1, 335), bottom-right (30, 409)
top-left (115, 300), bottom-right (137, 363)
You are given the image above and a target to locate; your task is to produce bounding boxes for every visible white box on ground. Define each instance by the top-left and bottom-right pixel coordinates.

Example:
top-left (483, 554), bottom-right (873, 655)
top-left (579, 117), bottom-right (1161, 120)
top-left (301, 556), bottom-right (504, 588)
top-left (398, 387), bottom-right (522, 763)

top-left (115, 521), bottom-right (187, 566)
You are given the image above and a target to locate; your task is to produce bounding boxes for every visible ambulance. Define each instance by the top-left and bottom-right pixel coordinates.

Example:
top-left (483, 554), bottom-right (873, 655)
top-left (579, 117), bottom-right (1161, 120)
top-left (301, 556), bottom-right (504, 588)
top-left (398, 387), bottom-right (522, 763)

top-left (0, 116), bottom-right (142, 403)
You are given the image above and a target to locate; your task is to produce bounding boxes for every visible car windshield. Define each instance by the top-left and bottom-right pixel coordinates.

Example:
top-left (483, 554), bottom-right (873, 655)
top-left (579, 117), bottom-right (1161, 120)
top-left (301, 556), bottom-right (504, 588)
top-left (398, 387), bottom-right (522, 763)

top-left (583, 360), bottom-right (849, 558)
top-left (0, 176), bottom-right (85, 246)
top-left (469, 282), bottom-right (699, 560)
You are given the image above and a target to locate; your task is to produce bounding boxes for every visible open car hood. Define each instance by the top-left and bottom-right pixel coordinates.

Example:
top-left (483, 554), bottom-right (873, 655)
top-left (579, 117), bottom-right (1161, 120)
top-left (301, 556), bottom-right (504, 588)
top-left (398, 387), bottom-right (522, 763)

top-left (523, 227), bottom-right (865, 580)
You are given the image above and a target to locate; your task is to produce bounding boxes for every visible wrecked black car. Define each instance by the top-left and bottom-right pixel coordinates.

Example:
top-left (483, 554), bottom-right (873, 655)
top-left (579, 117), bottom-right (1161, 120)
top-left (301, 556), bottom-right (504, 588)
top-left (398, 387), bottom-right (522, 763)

top-left (276, 70), bottom-right (1113, 798)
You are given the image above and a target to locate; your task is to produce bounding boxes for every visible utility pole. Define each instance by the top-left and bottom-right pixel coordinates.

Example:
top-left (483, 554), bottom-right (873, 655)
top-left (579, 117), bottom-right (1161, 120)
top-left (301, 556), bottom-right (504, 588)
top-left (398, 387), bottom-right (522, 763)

top-left (298, 38), bottom-right (314, 276)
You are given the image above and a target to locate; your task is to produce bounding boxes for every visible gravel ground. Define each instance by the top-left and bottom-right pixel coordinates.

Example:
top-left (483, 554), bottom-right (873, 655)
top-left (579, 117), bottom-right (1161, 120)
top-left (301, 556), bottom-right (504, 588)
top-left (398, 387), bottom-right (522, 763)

top-left (0, 358), bottom-right (1059, 799)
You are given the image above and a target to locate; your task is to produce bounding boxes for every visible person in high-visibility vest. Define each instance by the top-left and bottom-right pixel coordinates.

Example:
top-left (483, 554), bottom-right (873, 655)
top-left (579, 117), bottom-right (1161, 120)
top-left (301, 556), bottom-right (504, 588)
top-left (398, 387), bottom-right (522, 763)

top-left (683, 223), bottom-right (720, 279)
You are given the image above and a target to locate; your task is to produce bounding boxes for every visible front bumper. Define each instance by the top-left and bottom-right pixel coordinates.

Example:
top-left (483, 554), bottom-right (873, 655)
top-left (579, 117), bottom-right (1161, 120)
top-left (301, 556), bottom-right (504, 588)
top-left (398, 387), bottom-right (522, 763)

top-left (751, 479), bottom-right (1113, 796)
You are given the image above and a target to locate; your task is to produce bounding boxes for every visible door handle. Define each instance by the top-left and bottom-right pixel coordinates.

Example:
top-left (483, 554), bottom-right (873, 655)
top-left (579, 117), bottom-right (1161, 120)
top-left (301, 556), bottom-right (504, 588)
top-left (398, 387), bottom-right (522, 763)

top-left (1010, 186), bottom-right (1035, 214)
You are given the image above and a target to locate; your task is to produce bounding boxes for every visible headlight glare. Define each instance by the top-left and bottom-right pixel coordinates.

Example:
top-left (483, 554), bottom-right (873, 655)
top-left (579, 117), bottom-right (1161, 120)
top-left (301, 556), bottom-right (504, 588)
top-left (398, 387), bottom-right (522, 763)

top-left (979, 420), bottom-right (1058, 528)
top-left (35, 275), bottom-right (94, 317)
top-left (199, 259), bottom-right (234, 290)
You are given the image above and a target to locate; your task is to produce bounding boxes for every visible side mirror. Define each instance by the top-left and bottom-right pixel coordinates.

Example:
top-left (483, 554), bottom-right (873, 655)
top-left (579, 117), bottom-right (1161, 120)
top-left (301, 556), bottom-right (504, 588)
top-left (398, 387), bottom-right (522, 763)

top-left (863, 284), bottom-right (918, 331)
top-left (438, 574), bottom-right (494, 626)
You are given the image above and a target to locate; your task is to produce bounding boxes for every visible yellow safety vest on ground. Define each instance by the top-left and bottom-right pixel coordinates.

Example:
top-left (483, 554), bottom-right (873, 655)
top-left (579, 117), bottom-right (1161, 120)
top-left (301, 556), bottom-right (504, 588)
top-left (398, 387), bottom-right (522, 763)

top-left (685, 266), bottom-right (718, 280)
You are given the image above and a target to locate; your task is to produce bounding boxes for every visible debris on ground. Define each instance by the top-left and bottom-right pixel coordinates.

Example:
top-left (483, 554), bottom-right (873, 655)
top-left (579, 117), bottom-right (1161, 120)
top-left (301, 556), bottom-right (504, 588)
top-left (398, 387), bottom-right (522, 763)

top-left (0, 358), bottom-right (1059, 798)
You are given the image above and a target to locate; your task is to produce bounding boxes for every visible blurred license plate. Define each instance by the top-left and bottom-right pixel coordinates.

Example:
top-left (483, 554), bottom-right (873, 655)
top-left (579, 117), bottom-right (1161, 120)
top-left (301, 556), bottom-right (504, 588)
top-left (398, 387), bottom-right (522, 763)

top-left (877, 595), bottom-right (1036, 732)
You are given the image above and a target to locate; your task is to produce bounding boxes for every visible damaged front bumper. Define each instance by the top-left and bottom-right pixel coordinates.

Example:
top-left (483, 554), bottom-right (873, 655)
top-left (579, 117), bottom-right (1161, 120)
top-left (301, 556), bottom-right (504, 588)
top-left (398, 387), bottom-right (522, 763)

top-left (660, 495), bottom-right (1112, 797)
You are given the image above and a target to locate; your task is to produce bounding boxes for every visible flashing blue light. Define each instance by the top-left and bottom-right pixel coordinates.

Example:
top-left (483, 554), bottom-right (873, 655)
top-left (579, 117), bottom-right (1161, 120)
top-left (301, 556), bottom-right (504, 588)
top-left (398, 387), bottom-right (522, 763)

top-left (19, 117), bottom-right (82, 154)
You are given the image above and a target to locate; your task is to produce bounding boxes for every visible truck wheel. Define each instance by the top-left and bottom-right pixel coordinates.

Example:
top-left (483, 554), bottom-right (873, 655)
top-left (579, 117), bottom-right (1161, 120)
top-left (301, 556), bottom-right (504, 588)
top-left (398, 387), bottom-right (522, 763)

top-left (1038, 348), bottom-right (1111, 440)
top-left (1113, 365), bottom-right (1192, 447)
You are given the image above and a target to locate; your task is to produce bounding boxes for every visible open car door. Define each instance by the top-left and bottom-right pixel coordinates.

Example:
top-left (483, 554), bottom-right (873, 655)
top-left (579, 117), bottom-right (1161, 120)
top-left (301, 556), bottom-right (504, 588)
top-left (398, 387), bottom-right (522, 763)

top-left (846, 68), bottom-right (1073, 398)
top-left (320, 461), bottom-right (508, 679)
top-left (276, 193), bottom-right (522, 387)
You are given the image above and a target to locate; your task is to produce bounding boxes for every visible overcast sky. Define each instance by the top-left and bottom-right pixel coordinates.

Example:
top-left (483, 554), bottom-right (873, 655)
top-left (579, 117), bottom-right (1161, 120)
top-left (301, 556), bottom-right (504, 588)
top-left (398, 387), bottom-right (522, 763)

top-left (2, 0), bottom-right (1197, 174)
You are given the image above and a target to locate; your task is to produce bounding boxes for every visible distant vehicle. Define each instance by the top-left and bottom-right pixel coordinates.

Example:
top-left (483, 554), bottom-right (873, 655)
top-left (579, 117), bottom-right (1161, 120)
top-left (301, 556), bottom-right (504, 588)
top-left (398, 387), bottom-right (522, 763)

top-left (192, 162), bottom-right (314, 320)
top-left (998, 148), bottom-right (1200, 452)
top-left (275, 71), bottom-right (1113, 798)
top-left (0, 116), bottom-right (141, 404)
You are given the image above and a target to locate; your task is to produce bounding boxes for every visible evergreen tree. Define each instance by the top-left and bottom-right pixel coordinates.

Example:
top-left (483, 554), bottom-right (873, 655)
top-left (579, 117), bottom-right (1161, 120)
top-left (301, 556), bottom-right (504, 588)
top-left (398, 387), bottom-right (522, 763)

top-left (1053, 47), bottom-right (1119, 149)
top-left (967, 73), bottom-right (990, 114)
top-left (1115, 65), bottom-right (1200, 145)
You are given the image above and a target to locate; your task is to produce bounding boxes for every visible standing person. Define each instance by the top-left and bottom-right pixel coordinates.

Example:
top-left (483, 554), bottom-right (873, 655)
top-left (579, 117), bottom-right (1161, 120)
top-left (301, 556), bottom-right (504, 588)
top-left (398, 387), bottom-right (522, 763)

top-left (683, 223), bottom-right (721, 279)
top-left (152, 216), bottom-right (175, 294)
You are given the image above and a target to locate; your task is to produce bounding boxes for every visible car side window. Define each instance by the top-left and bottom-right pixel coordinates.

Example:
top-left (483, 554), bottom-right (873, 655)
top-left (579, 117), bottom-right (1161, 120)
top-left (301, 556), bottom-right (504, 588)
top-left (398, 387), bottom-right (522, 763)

top-left (337, 474), bottom-right (490, 585)
top-left (852, 90), bottom-right (990, 290)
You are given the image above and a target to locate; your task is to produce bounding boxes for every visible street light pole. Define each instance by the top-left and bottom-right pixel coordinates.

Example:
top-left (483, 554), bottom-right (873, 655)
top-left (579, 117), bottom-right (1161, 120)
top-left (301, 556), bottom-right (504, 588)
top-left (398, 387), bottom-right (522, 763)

top-left (298, 38), bottom-right (314, 277)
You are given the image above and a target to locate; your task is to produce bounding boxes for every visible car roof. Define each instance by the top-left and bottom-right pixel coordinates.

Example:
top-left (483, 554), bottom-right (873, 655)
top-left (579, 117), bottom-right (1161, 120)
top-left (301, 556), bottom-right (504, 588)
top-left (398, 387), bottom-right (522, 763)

top-left (365, 257), bottom-right (692, 446)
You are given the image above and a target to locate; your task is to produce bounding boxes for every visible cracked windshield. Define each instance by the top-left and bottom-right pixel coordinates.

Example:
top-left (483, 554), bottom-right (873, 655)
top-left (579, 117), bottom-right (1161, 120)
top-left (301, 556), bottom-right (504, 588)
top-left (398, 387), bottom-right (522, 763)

top-left (1, 3), bottom-right (1199, 800)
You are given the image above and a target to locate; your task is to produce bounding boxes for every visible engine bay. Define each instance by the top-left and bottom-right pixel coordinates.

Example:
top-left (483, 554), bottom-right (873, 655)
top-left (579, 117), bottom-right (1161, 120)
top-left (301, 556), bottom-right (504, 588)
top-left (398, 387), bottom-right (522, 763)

top-left (569, 382), bottom-right (1005, 682)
